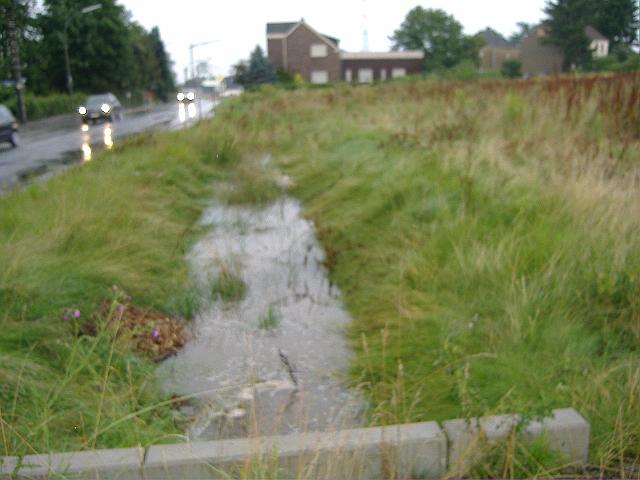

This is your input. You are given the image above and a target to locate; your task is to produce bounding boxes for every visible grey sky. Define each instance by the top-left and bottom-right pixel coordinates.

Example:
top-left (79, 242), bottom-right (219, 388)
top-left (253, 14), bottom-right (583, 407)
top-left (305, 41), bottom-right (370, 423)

top-left (120, 1), bottom-right (547, 82)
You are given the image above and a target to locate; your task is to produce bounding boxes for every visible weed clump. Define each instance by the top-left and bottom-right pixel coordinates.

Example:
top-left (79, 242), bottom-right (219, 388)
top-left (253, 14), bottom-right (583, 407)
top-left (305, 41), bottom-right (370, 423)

top-left (210, 268), bottom-right (246, 303)
top-left (258, 305), bottom-right (280, 330)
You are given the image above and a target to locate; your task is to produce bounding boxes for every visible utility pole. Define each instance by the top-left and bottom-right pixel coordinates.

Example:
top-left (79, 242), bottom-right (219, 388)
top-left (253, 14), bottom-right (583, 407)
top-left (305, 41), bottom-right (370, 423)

top-left (6, 0), bottom-right (27, 123)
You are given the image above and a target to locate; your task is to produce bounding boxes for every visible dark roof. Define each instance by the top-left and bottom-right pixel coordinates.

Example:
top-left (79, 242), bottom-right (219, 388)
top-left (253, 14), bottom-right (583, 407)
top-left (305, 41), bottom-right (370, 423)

top-left (478, 28), bottom-right (512, 48)
top-left (266, 21), bottom-right (340, 47)
top-left (266, 22), bottom-right (298, 34)
top-left (585, 26), bottom-right (607, 41)
top-left (323, 34), bottom-right (340, 47)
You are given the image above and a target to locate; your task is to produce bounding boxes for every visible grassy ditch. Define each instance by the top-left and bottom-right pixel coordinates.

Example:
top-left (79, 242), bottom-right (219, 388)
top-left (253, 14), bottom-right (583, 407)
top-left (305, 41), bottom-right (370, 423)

top-left (209, 75), bottom-right (640, 475)
top-left (0, 120), bottom-right (281, 456)
top-left (2, 74), bottom-right (639, 476)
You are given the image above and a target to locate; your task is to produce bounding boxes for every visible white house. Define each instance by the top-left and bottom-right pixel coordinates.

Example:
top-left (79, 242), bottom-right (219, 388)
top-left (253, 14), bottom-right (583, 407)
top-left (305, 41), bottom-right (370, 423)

top-left (585, 26), bottom-right (609, 58)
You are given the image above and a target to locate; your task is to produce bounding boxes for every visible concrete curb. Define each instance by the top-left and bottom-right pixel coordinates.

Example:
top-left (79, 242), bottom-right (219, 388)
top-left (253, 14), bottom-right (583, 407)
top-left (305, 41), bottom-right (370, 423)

top-left (1, 408), bottom-right (589, 479)
top-left (444, 408), bottom-right (590, 477)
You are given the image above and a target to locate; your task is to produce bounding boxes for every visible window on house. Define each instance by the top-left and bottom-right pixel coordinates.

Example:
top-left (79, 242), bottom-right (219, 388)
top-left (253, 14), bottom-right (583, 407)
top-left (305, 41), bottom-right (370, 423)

top-left (358, 68), bottom-right (373, 83)
top-left (311, 70), bottom-right (329, 84)
top-left (310, 44), bottom-right (328, 58)
top-left (345, 69), bottom-right (352, 82)
top-left (391, 68), bottom-right (407, 79)
top-left (380, 69), bottom-right (387, 81)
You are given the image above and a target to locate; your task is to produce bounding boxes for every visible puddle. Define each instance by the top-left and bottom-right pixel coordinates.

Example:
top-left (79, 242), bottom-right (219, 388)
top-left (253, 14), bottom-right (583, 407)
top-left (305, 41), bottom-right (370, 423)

top-left (158, 197), bottom-right (364, 440)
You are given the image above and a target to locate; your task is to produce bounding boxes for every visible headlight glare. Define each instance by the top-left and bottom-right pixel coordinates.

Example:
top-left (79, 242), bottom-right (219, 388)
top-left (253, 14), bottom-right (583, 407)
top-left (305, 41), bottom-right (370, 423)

top-left (186, 92), bottom-right (195, 101)
top-left (78, 106), bottom-right (87, 115)
top-left (101, 103), bottom-right (111, 113)
top-left (177, 92), bottom-right (185, 102)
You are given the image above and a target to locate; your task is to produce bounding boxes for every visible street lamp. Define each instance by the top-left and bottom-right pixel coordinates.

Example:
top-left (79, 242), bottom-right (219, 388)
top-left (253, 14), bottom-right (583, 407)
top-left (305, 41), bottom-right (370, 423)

top-left (60, 3), bottom-right (102, 95)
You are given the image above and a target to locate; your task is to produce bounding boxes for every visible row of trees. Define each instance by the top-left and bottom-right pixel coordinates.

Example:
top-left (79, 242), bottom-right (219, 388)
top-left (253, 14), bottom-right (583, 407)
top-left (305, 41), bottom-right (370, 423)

top-left (0, 0), bottom-right (175, 102)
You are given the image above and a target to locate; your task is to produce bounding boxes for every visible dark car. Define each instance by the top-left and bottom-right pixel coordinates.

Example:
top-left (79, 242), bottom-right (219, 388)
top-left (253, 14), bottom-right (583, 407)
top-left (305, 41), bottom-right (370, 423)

top-left (0, 104), bottom-right (19, 148)
top-left (78, 93), bottom-right (122, 123)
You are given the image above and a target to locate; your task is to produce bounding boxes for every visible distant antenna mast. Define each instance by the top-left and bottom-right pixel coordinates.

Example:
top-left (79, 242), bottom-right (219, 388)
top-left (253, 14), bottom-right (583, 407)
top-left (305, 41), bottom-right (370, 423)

top-left (362, 0), bottom-right (369, 51)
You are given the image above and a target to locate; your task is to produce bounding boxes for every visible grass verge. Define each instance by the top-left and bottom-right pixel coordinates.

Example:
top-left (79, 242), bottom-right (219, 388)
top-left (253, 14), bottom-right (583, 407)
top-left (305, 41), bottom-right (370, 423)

top-left (0, 120), bottom-right (270, 455)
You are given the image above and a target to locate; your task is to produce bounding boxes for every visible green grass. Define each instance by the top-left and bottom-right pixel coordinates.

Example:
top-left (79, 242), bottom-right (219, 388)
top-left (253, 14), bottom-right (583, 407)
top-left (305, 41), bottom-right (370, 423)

top-left (0, 120), bottom-right (266, 456)
top-left (258, 305), bottom-right (280, 330)
top-left (208, 75), bottom-right (640, 475)
top-left (210, 268), bottom-right (246, 303)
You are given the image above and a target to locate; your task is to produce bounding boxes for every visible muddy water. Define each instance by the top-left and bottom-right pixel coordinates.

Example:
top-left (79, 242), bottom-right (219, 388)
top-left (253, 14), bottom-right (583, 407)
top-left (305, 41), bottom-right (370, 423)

top-left (158, 197), bottom-right (364, 440)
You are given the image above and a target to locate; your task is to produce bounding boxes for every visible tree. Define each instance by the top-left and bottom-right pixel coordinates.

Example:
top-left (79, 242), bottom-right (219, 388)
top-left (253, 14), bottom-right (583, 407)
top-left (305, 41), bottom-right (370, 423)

top-left (592, 0), bottom-right (639, 47)
top-left (544, 0), bottom-right (594, 69)
top-left (36, 0), bottom-right (135, 94)
top-left (234, 46), bottom-right (276, 88)
top-left (148, 26), bottom-right (175, 100)
top-left (390, 7), bottom-right (480, 71)
top-left (544, 0), bottom-right (639, 69)
top-left (2, 0), bottom-right (27, 122)
top-left (509, 22), bottom-right (533, 45)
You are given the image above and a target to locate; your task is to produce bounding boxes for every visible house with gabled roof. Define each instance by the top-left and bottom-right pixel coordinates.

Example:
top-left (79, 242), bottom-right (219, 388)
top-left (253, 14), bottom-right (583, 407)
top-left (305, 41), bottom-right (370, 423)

top-left (477, 28), bottom-right (520, 72)
top-left (585, 26), bottom-right (609, 58)
top-left (266, 20), bottom-right (424, 84)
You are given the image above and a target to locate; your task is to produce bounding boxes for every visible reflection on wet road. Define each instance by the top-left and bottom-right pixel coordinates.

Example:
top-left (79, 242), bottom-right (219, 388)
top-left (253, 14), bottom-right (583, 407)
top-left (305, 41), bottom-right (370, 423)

top-left (80, 122), bottom-right (115, 162)
top-left (0, 98), bottom-right (215, 191)
top-left (178, 101), bottom-right (198, 124)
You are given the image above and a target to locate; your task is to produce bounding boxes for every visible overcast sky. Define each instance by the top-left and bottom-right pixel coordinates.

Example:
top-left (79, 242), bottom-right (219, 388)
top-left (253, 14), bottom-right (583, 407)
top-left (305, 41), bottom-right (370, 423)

top-left (120, 1), bottom-right (548, 82)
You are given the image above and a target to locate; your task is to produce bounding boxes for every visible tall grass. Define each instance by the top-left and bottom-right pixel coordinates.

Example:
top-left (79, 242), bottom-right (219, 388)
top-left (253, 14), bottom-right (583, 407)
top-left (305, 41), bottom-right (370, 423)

top-left (210, 74), bottom-right (640, 475)
top-left (0, 120), bottom-right (268, 456)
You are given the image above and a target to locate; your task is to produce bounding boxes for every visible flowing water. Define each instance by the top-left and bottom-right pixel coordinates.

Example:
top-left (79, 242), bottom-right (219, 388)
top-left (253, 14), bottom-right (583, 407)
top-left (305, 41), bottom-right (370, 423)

top-left (158, 196), bottom-right (364, 440)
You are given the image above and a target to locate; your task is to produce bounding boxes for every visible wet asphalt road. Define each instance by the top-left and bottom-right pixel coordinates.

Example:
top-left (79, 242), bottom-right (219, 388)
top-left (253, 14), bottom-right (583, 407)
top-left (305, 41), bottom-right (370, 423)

top-left (0, 98), bottom-right (215, 191)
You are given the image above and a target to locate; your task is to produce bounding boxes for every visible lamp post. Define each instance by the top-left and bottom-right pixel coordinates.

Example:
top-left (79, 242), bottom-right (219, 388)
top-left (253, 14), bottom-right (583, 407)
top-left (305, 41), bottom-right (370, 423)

top-left (189, 40), bottom-right (218, 81)
top-left (60, 3), bottom-right (102, 95)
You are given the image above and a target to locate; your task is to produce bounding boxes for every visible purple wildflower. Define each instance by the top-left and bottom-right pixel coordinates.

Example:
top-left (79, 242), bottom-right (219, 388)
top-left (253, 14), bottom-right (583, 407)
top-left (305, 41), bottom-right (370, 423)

top-left (151, 328), bottom-right (160, 339)
top-left (117, 304), bottom-right (125, 313)
top-left (73, 309), bottom-right (81, 318)
top-left (63, 314), bottom-right (69, 321)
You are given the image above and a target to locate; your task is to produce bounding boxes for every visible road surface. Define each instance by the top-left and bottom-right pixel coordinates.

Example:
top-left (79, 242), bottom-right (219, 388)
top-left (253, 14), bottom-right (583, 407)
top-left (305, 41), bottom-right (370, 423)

top-left (0, 98), bottom-right (215, 191)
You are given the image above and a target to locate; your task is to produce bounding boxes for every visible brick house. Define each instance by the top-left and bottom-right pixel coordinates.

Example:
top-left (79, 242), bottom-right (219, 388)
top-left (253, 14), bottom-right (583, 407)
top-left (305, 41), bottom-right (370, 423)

top-left (267, 20), bottom-right (424, 83)
top-left (521, 25), bottom-right (609, 76)
top-left (521, 26), bottom-right (565, 76)
top-left (477, 28), bottom-right (520, 72)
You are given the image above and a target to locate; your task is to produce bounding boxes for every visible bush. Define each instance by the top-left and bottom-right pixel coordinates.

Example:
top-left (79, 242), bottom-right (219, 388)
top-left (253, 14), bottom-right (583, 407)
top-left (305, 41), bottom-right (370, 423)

top-left (590, 47), bottom-right (640, 73)
top-left (501, 59), bottom-right (522, 78)
top-left (428, 61), bottom-right (501, 81)
top-left (3, 92), bottom-right (85, 120)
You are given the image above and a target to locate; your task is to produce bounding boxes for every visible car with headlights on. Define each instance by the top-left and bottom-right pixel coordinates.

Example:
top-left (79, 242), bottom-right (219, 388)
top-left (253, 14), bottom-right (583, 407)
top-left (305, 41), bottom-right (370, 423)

top-left (176, 91), bottom-right (196, 103)
top-left (78, 93), bottom-right (122, 124)
top-left (0, 104), bottom-right (19, 148)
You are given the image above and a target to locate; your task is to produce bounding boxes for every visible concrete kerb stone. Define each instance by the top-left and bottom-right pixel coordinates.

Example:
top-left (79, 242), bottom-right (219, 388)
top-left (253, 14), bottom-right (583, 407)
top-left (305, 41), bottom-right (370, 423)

top-left (443, 408), bottom-right (590, 477)
top-left (144, 422), bottom-right (447, 479)
top-left (0, 446), bottom-right (145, 480)
top-left (1, 409), bottom-right (589, 479)
top-left (522, 408), bottom-right (590, 465)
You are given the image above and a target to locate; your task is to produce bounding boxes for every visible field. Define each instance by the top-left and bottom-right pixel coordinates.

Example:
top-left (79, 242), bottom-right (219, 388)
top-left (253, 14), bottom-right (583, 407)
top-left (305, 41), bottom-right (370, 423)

top-left (1, 73), bottom-right (639, 477)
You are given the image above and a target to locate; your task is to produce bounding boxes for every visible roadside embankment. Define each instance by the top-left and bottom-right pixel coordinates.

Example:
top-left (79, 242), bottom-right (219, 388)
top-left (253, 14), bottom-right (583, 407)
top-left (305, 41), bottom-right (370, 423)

top-left (0, 120), bottom-right (262, 455)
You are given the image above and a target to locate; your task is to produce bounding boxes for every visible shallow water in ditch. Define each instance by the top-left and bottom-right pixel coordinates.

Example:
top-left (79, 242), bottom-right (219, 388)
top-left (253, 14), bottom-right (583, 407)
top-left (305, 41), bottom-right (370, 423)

top-left (158, 197), bottom-right (364, 440)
